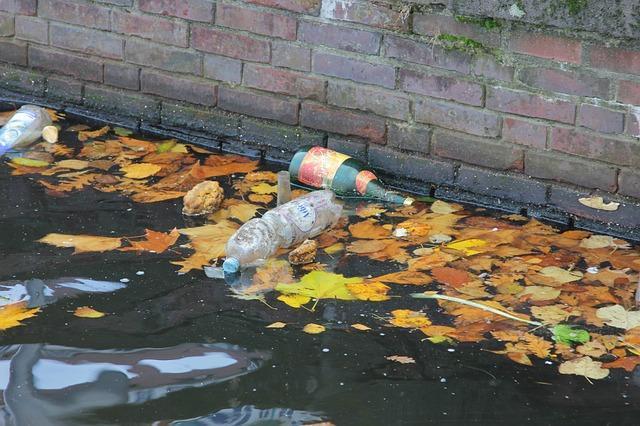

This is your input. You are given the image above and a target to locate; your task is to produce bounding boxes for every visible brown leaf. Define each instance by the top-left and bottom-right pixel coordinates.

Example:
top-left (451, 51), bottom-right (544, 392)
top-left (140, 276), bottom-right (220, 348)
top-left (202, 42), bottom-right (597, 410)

top-left (349, 219), bottom-right (391, 239)
top-left (374, 270), bottom-right (432, 285)
top-left (602, 356), bottom-right (640, 372)
top-left (385, 355), bottom-right (415, 364)
top-left (431, 267), bottom-right (472, 288)
top-left (120, 228), bottom-right (180, 253)
top-left (78, 126), bottom-right (110, 142)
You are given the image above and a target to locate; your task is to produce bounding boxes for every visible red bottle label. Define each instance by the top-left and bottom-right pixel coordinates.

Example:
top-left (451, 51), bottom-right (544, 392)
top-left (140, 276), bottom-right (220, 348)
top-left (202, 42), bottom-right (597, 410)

top-left (297, 146), bottom-right (350, 188)
top-left (355, 170), bottom-right (377, 195)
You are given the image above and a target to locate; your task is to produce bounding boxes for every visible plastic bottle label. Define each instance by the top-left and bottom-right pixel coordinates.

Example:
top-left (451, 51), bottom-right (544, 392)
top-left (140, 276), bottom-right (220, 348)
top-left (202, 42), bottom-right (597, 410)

top-left (285, 199), bottom-right (316, 232)
top-left (355, 170), bottom-right (377, 195)
top-left (0, 110), bottom-right (37, 146)
top-left (297, 146), bottom-right (350, 189)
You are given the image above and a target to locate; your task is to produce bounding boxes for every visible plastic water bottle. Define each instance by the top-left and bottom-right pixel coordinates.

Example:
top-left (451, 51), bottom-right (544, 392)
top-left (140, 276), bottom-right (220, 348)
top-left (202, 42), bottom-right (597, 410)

top-left (222, 190), bottom-right (342, 273)
top-left (0, 105), bottom-right (52, 156)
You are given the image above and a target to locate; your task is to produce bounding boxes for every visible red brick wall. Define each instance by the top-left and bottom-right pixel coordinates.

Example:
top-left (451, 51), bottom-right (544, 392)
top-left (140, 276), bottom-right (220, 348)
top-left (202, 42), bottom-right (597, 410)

top-left (1, 0), bottom-right (640, 231)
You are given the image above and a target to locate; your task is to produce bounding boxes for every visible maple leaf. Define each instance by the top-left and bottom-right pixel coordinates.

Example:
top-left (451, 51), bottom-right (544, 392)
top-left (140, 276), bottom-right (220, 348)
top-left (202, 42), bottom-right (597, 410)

top-left (243, 259), bottom-right (294, 295)
top-left (209, 201), bottom-right (261, 223)
top-left (275, 271), bottom-right (360, 308)
top-left (0, 302), bottom-right (40, 330)
top-left (251, 182), bottom-right (278, 195)
top-left (37, 233), bottom-right (123, 254)
top-left (120, 228), bottom-right (180, 253)
top-left (347, 239), bottom-right (388, 254)
top-left (74, 306), bottom-right (106, 318)
top-left (559, 356), bottom-right (609, 380)
top-left (356, 204), bottom-right (386, 218)
top-left (173, 220), bottom-right (240, 273)
top-left (389, 309), bottom-right (431, 328)
top-left (346, 281), bottom-right (390, 301)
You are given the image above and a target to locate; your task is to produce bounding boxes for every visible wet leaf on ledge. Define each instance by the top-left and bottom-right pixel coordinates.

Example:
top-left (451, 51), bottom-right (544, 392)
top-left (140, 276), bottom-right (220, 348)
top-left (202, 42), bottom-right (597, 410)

top-left (578, 196), bottom-right (620, 211)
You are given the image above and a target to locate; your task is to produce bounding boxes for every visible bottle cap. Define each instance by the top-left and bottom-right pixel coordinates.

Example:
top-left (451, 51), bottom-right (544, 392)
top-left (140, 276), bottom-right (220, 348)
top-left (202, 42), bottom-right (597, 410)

top-left (222, 257), bottom-right (240, 274)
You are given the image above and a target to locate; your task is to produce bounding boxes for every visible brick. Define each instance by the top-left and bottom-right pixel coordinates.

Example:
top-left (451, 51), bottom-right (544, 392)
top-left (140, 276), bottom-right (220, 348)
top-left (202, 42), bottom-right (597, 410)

top-left (550, 127), bottom-right (640, 167)
top-left (415, 99), bottom-right (501, 138)
top-left (300, 102), bottom-right (385, 143)
top-left (0, 39), bottom-right (26, 66)
top-left (240, 117), bottom-right (323, 152)
top-left (413, 14), bottom-right (500, 48)
top-left (627, 111), bottom-right (640, 138)
top-left (368, 145), bottom-right (455, 185)
top-left (589, 44), bottom-right (640, 76)
top-left (508, 31), bottom-right (581, 64)
top-left (84, 85), bottom-right (160, 122)
top-left (191, 26), bottom-right (270, 63)
top-left (525, 150), bottom-right (617, 192)
top-left (15, 16), bottom-right (47, 44)
top-left (47, 76), bottom-right (83, 102)
top-left (433, 131), bottom-right (523, 171)
top-left (384, 35), bottom-right (473, 75)
top-left (618, 80), bottom-right (640, 106)
top-left (142, 70), bottom-right (217, 106)
top-left (577, 104), bottom-right (624, 135)
top-left (502, 117), bottom-right (547, 149)
top-left (619, 169), bottom-right (640, 199)
top-left (0, 0), bottom-right (36, 15)
top-left (399, 69), bottom-right (483, 106)
top-left (104, 63), bottom-right (139, 90)
top-left (139, 0), bottom-right (214, 23)
top-left (387, 122), bottom-right (431, 154)
top-left (96, 0), bottom-right (132, 5)
top-left (161, 101), bottom-right (240, 138)
top-left (518, 67), bottom-right (610, 99)
top-left (486, 87), bottom-right (576, 124)
top-left (51, 23), bottom-right (123, 60)
top-left (272, 41), bottom-right (310, 71)
top-left (216, 3), bottom-right (296, 40)
top-left (0, 65), bottom-right (44, 95)
top-left (473, 54), bottom-right (514, 82)
top-left (456, 165), bottom-right (548, 205)
top-left (203, 54), bottom-right (242, 84)
top-left (298, 20), bottom-right (380, 54)
top-left (29, 46), bottom-right (102, 81)
top-left (112, 11), bottom-right (188, 47)
top-left (245, 0), bottom-right (320, 14)
top-left (321, 0), bottom-right (407, 31)
top-left (312, 52), bottom-right (395, 89)
top-left (126, 38), bottom-right (201, 75)
top-left (219, 87), bottom-right (299, 125)
top-left (244, 63), bottom-right (325, 101)
top-left (327, 81), bottom-right (409, 120)
top-left (0, 13), bottom-right (13, 36)
top-left (327, 136), bottom-right (366, 161)
top-left (38, 0), bottom-right (109, 30)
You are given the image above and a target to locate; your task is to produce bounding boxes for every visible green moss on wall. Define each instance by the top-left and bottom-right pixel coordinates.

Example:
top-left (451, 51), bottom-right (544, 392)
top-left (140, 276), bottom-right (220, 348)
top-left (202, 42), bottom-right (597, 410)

top-left (454, 15), bottom-right (502, 30)
top-left (436, 33), bottom-right (487, 54)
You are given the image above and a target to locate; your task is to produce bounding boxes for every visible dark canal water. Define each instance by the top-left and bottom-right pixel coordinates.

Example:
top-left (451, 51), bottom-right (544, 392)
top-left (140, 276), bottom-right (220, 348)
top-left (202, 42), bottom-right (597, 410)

top-left (0, 111), bottom-right (639, 425)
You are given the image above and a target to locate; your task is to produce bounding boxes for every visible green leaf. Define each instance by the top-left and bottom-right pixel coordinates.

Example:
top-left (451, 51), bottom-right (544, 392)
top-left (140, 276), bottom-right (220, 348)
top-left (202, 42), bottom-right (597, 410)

top-left (156, 139), bottom-right (177, 153)
top-left (11, 157), bottom-right (50, 167)
top-left (275, 270), bottom-right (361, 308)
top-left (114, 127), bottom-right (133, 137)
top-left (553, 324), bottom-right (590, 345)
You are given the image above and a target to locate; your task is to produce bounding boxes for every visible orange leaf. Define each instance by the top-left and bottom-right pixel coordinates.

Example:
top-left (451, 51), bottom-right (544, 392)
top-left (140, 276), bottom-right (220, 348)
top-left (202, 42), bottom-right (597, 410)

top-left (74, 306), bottom-right (106, 318)
top-left (349, 219), bottom-right (391, 239)
top-left (602, 356), bottom-right (640, 372)
top-left (120, 228), bottom-right (180, 253)
top-left (431, 267), bottom-right (472, 287)
top-left (78, 126), bottom-right (110, 142)
top-left (374, 270), bottom-right (432, 285)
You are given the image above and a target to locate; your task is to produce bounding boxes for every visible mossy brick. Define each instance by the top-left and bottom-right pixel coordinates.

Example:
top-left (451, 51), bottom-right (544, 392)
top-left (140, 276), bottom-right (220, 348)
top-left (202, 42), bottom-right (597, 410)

top-left (139, 0), bottom-right (214, 23)
top-left (141, 70), bottom-right (217, 106)
top-left (245, 0), bottom-right (320, 14)
top-left (433, 130), bottom-right (523, 171)
top-left (84, 86), bottom-right (159, 123)
top-left (240, 117), bottom-right (324, 152)
top-left (320, 0), bottom-right (408, 31)
top-left (111, 10), bottom-right (188, 47)
top-left (1, 0), bottom-right (37, 15)
top-left (387, 122), bottom-right (431, 154)
top-left (399, 68), bottom-right (483, 106)
top-left (327, 136), bottom-right (366, 161)
top-left (576, 104), bottom-right (624, 135)
top-left (502, 117), bottom-right (547, 149)
top-left (525, 150), bottom-right (618, 192)
top-left (244, 63), bottom-right (325, 101)
top-left (327, 81), bottom-right (409, 120)
top-left (368, 145), bottom-right (456, 185)
top-left (0, 40), bottom-right (27, 66)
top-left (217, 3), bottom-right (297, 40)
top-left (383, 35), bottom-right (474, 75)
top-left (161, 102), bottom-right (239, 139)
top-left (486, 87), bottom-right (576, 124)
top-left (415, 98), bottom-right (501, 138)
top-left (15, 16), bottom-right (47, 44)
top-left (300, 102), bottom-right (386, 143)
top-left (298, 21), bottom-right (380, 55)
top-left (50, 23), bottom-right (124, 60)
top-left (413, 14), bottom-right (501, 48)
top-left (104, 63), bottom-right (140, 91)
top-left (191, 26), bottom-right (271, 63)
top-left (0, 13), bottom-right (14, 36)
top-left (550, 127), bottom-right (640, 167)
top-left (125, 38), bottom-right (201, 75)
top-left (29, 46), bottom-right (103, 82)
top-left (312, 52), bottom-right (395, 89)
top-left (46, 76), bottom-right (83, 103)
top-left (518, 67), bottom-right (610, 99)
top-left (218, 87), bottom-right (299, 125)
top-left (455, 165), bottom-right (548, 205)
top-left (38, 0), bottom-right (110, 30)
top-left (0, 65), bottom-right (45, 95)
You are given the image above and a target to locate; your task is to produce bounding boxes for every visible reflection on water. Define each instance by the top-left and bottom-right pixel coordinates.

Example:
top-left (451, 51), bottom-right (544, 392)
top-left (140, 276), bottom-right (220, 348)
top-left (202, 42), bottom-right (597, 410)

top-left (166, 405), bottom-right (324, 426)
top-left (0, 343), bottom-right (268, 425)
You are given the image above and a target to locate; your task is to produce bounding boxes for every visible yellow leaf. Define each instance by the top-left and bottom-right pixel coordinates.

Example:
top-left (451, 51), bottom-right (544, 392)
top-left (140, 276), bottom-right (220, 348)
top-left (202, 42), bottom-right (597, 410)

top-left (276, 271), bottom-right (360, 307)
top-left (431, 200), bottom-right (461, 214)
top-left (74, 306), bottom-right (105, 318)
top-left (174, 220), bottom-right (240, 272)
top-left (538, 266), bottom-right (583, 284)
top-left (347, 239), bottom-right (387, 254)
top-left (390, 309), bottom-right (431, 328)
top-left (277, 294), bottom-right (311, 308)
top-left (324, 242), bottom-right (345, 255)
top-left (56, 159), bottom-right (90, 170)
top-left (37, 233), bottom-right (122, 254)
top-left (0, 302), bottom-right (40, 330)
top-left (303, 323), bottom-right (326, 334)
top-left (519, 286), bottom-right (561, 302)
top-left (446, 239), bottom-right (487, 256)
top-left (559, 356), bottom-right (609, 380)
top-left (209, 202), bottom-right (261, 223)
top-left (266, 322), bottom-right (287, 329)
top-left (248, 193), bottom-right (273, 204)
top-left (578, 196), bottom-right (620, 211)
top-left (11, 157), bottom-right (50, 167)
top-left (385, 355), bottom-right (415, 364)
top-left (251, 182), bottom-right (278, 195)
top-left (121, 163), bottom-right (162, 179)
top-left (356, 205), bottom-right (386, 218)
top-left (351, 323), bottom-right (371, 331)
top-left (346, 281), bottom-right (390, 301)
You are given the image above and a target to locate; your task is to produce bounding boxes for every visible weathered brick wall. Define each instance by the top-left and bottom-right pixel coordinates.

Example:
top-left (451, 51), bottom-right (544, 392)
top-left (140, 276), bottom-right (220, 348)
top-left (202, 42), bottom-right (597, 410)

top-left (1, 0), bottom-right (640, 234)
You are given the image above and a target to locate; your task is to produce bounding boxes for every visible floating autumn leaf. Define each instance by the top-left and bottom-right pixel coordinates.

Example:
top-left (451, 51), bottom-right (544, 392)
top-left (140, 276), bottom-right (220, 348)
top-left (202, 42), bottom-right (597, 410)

top-left (121, 163), bottom-right (163, 179)
top-left (356, 205), bottom-right (386, 218)
top-left (38, 233), bottom-right (123, 254)
top-left (559, 356), bottom-right (609, 380)
top-left (173, 220), bottom-right (240, 273)
top-left (348, 219), bottom-right (391, 239)
top-left (389, 309), bottom-right (431, 328)
top-left (303, 323), bottom-right (326, 334)
top-left (596, 305), bottom-right (640, 330)
top-left (530, 305), bottom-right (580, 324)
top-left (445, 239), bottom-right (487, 256)
top-left (578, 196), bottom-right (620, 211)
top-left (537, 266), bottom-right (583, 284)
top-left (275, 271), bottom-right (360, 308)
top-left (576, 340), bottom-right (607, 358)
top-left (553, 324), bottom-right (590, 345)
top-left (244, 259), bottom-right (294, 295)
top-left (352, 323), bottom-right (371, 331)
top-left (74, 306), bottom-right (106, 318)
top-left (55, 159), bottom-right (90, 170)
top-left (120, 228), bottom-right (180, 253)
top-left (209, 202), bottom-right (261, 223)
top-left (386, 355), bottom-right (415, 364)
top-left (347, 239), bottom-right (388, 254)
top-left (373, 270), bottom-right (432, 286)
top-left (431, 200), bottom-right (461, 214)
top-left (431, 267), bottom-right (472, 288)
top-left (78, 125), bottom-right (110, 142)
top-left (0, 302), bottom-right (40, 330)
top-left (519, 286), bottom-right (561, 302)
top-left (266, 322), bottom-right (287, 329)
top-left (251, 182), bottom-right (278, 195)
top-left (602, 356), bottom-right (640, 372)
top-left (346, 281), bottom-right (390, 301)
top-left (324, 242), bottom-right (344, 255)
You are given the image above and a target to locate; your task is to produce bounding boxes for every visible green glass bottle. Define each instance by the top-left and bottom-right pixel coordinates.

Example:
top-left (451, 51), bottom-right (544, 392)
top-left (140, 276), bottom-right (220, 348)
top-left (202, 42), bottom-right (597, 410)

top-left (289, 146), bottom-right (414, 205)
